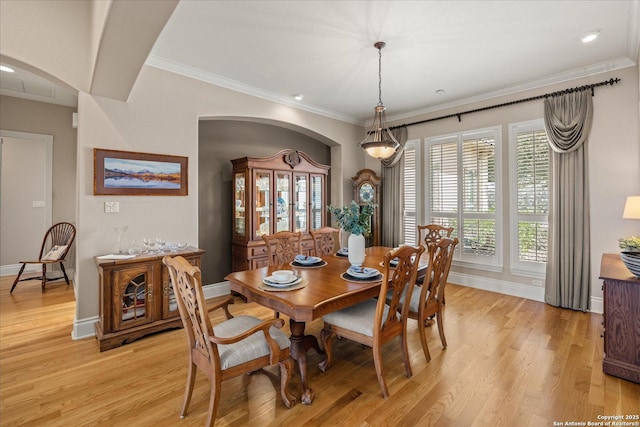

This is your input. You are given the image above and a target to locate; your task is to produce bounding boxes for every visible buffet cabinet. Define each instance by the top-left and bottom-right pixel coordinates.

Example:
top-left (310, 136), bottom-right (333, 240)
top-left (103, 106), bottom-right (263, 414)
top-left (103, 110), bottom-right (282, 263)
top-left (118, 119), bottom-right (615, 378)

top-left (231, 150), bottom-right (330, 271)
top-left (95, 248), bottom-right (204, 351)
top-left (599, 253), bottom-right (640, 383)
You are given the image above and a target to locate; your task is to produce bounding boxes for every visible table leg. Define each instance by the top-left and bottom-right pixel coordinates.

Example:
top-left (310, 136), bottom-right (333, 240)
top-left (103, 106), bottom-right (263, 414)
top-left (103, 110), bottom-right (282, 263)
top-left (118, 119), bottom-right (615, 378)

top-left (288, 319), bottom-right (323, 404)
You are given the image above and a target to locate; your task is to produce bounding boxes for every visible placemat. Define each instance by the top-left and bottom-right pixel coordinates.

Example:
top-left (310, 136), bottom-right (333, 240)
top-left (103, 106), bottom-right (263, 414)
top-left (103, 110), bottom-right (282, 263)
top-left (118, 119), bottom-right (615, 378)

top-left (258, 282), bottom-right (306, 292)
top-left (334, 252), bottom-right (349, 258)
top-left (290, 260), bottom-right (327, 268)
top-left (340, 272), bottom-right (383, 283)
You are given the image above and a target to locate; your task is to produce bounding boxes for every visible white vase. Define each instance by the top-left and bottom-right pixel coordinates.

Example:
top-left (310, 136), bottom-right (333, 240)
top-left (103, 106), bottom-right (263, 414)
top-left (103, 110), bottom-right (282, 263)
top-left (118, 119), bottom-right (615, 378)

top-left (348, 233), bottom-right (366, 267)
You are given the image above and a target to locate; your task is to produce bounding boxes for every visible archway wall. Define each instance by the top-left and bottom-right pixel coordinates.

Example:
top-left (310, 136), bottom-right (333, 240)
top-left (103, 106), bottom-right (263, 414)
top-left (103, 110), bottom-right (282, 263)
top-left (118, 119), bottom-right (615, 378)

top-left (73, 65), bottom-right (364, 337)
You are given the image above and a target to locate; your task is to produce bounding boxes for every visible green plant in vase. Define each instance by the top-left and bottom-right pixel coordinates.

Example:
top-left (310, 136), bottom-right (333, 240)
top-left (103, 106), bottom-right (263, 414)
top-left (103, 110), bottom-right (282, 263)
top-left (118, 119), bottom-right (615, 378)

top-left (618, 236), bottom-right (640, 252)
top-left (328, 201), bottom-right (375, 266)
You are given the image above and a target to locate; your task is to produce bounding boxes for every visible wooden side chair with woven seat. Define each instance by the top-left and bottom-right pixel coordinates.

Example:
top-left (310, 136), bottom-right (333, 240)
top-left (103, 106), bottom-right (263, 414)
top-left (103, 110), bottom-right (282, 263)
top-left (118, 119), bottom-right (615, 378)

top-left (10, 222), bottom-right (76, 293)
top-left (163, 256), bottom-right (296, 427)
top-left (318, 244), bottom-right (425, 398)
top-left (403, 237), bottom-right (458, 362)
top-left (309, 227), bottom-right (342, 257)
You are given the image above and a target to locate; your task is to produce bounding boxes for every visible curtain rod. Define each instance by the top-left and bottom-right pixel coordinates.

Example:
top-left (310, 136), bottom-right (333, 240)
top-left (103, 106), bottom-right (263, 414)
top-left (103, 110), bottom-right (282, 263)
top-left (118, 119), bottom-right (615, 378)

top-left (389, 77), bottom-right (621, 130)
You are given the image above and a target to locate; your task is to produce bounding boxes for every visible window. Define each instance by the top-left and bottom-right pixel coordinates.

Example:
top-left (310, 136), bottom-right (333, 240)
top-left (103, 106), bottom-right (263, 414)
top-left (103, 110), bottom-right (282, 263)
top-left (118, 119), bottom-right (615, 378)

top-left (426, 127), bottom-right (502, 269)
top-left (402, 142), bottom-right (419, 245)
top-left (509, 120), bottom-right (549, 275)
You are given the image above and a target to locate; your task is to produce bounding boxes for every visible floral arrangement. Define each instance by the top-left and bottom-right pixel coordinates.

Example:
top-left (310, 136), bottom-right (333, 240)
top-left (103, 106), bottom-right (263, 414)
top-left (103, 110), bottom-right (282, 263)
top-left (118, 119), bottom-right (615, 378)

top-left (618, 236), bottom-right (640, 252)
top-left (327, 201), bottom-right (375, 236)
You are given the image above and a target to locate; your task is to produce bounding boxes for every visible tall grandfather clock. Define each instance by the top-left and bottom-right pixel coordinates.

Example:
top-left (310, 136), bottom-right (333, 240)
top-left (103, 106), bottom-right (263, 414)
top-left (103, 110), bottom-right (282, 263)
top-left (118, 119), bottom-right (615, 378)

top-left (352, 169), bottom-right (382, 247)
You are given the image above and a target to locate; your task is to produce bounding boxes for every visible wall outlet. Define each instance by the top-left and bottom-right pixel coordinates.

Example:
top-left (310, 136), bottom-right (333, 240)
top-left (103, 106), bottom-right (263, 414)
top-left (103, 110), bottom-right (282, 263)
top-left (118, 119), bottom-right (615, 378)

top-left (32, 200), bottom-right (46, 208)
top-left (104, 202), bottom-right (119, 213)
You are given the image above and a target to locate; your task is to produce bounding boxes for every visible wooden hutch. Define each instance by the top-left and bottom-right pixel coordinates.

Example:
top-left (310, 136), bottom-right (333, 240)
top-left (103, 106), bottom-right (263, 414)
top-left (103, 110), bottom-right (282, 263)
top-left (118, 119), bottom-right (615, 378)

top-left (231, 150), bottom-right (330, 271)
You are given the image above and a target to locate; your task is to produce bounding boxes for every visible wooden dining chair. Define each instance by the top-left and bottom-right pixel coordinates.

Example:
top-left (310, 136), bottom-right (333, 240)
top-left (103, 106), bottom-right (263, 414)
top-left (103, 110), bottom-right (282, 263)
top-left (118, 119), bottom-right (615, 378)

top-left (415, 223), bottom-right (454, 302)
top-left (163, 256), bottom-right (296, 426)
top-left (262, 231), bottom-right (302, 266)
top-left (404, 237), bottom-right (458, 362)
top-left (10, 222), bottom-right (76, 293)
top-left (318, 244), bottom-right (425, 398)
top-left (309, 227), bottom-right (342, 256)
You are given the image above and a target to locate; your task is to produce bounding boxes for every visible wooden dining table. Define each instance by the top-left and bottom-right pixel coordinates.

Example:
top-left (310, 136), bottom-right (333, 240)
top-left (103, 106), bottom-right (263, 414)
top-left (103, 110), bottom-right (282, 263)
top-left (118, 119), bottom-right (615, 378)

top-left (224, 246), bottom-right (428, 404)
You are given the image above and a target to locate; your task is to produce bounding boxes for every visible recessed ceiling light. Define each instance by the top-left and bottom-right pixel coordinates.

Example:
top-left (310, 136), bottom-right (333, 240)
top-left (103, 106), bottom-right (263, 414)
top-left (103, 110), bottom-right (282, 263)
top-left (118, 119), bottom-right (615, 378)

top-left (0, 65), bottom-right (15, 73)
top-left (435, 89), bottom-right (445, 95)
top-left (293, 94), bottom-right (303, 101)
top-left (581, 30), bottom-right (600, 43)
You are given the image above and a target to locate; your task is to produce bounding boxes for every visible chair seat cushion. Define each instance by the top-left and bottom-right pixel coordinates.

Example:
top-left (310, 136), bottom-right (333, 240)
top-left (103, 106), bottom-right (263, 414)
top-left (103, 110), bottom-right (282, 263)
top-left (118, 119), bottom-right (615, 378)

top-left (214, 315), bottom-right (290, 370)
top-left (322, 299), bottom-right (397, 337)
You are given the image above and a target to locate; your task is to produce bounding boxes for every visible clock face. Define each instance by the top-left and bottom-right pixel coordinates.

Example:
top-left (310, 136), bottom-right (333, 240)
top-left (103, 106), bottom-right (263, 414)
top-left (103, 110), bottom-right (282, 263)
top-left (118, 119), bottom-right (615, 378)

top-left (359, 183), bottom-right (375, 202)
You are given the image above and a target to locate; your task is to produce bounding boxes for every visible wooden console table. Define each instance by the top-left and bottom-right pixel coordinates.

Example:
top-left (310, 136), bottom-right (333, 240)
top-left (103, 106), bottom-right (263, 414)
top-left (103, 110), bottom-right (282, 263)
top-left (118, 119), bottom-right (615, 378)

top-left (599, 253), bottom-right (640, 383)
top-left (95, 247), bottom-right (204, 351)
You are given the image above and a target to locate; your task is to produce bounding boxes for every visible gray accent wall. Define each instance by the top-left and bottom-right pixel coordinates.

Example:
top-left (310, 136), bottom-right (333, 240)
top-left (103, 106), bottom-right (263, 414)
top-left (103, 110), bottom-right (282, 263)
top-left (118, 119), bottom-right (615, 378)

top-left (198, 119), bottom-right (331, 284)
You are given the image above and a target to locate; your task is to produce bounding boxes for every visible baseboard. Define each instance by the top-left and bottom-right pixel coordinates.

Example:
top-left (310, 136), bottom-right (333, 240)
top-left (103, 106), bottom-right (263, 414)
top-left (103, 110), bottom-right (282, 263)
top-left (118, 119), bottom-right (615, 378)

top-left (448, 272), bottom-right (545, 303)
top-left (0, 263), bottom-right (38, 276)
top-left (71, 281), bottom-right (232, 341)
top-left (449, 272), bottom-right (604, 314)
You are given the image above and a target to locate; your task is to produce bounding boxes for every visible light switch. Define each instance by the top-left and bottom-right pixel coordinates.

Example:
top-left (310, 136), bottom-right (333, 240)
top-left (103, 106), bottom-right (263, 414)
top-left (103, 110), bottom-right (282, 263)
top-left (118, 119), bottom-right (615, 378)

top-left (104, 202), bottom-right (119, 213)
top-left (32, 201), bottom-right (46, 208)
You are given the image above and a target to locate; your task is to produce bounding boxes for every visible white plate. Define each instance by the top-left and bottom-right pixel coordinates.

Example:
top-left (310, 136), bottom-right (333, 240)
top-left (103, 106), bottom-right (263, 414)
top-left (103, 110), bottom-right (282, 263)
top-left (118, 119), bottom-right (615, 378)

top-left (337, 248), bottom-right (348, 255)
top-left (294, 255), bottom-right (322, 265)
top-left (263, 276), bottom-right (302, 288)
top-left (347, 266), bottom-right (380, 278)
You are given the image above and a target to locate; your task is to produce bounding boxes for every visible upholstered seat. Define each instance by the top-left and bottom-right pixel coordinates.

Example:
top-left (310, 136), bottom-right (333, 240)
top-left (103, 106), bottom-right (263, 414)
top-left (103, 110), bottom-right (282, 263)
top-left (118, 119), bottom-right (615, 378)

top-left (163, 256), bottom-right (296, 426)
top-left (319, 245), bottom-right (424, 398)
top-left (387, 238), bottom-right (458, 362)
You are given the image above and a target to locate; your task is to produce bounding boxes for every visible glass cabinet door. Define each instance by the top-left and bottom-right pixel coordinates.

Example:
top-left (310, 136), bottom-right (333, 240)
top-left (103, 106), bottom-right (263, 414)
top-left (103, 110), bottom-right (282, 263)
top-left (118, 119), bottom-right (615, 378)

top-left (294, 174), bottom-right (307, 233)
top-left (255, 170), bottom-right (271, 238)
top-left (275, 172), bottom-right (291, 232)
top-left (234, 173), bottom-right (246, 237)
top-left (310, 174), bottom-right (324, 230)
top-left (113, 265), bottom-right (154, 330)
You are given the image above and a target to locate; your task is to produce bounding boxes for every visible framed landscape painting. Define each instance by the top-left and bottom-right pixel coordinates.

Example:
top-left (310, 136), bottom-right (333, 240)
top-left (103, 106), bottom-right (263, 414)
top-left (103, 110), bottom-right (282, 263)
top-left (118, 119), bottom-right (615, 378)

top-left (94, 148), bottom-right (188, 196)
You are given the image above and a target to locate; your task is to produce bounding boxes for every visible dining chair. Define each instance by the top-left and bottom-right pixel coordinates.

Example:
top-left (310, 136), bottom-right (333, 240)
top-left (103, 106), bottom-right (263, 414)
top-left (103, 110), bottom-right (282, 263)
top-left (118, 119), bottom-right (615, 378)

top-left (403, 237), bottom-right (458, 362)
top-left (10, 222), bottom-right (76, 293)
top-left (318, 244), bottom-right (425, 398)
top-left (309, 227), bottom-right (342, 256)
top-left (415, 223), bottom-right (454, 302)
top-left (262, 231), bottom-right (302, 266)
top-left (163, 256), bottom-right (296, 426)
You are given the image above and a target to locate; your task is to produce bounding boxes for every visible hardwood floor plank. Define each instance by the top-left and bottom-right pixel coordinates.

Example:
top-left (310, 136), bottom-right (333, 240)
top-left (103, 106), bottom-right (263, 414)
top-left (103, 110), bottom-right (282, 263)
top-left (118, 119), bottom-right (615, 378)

top-left (1, 277), bottom-right (638, 426)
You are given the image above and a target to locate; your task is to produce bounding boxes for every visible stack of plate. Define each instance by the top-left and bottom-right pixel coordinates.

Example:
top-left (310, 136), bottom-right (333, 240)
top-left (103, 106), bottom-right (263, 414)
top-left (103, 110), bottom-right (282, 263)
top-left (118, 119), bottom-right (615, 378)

top-left (346, 266), bottom-right (380, 279)
top-left (294, 254), bottom-right (322, 265)
top-left (620, 251), bottom-right (640, 278)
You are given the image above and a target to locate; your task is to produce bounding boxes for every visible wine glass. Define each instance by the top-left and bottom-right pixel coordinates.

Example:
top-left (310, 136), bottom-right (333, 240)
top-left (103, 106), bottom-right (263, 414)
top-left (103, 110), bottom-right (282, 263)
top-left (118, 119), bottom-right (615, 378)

top-left (142, 237), bottom-right (153, 254)
top-left (114, 226), bottom-right (128, 254)
top-left (156, 237), bottom-right (167, 253)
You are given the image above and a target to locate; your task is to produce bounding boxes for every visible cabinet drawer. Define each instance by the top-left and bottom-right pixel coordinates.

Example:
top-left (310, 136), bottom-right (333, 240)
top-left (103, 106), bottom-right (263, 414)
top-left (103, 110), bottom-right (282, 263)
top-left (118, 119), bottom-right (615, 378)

top-left (251, 246), bottom-right (269, 256)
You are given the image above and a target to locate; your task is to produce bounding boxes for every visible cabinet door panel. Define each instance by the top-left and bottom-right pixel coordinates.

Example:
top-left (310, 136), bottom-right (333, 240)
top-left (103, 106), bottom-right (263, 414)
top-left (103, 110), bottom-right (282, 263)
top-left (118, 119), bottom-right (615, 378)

top-left (255, 170), bottom-right (272, 239)
top-left (294, 174), bottom-right (308, 233)
top-left (162, 256), bottom-right (201, 319)
top-left (112, 264), bottom-right (155, 330)
top-left (275, 172), bottom-right (292, 232)
top-left (310, 174), bottom-right (325, 230)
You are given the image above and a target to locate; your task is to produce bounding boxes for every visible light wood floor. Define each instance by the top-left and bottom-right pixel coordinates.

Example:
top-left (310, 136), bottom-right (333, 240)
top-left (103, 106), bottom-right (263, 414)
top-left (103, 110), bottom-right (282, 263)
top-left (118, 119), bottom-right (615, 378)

top-left (1, 276), bottom-right (638, 427)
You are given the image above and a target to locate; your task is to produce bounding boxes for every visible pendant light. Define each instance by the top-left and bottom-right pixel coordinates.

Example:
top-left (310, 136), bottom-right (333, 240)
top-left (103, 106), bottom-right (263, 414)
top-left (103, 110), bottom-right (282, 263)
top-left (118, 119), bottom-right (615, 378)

top-left (360, 41), bottom-right (400, 160)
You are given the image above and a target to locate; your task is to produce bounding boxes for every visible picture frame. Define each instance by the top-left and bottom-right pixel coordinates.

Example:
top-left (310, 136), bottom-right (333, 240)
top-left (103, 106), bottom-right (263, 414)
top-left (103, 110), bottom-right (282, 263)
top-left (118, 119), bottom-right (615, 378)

top-left (93, 148), bottom-right (188, 196)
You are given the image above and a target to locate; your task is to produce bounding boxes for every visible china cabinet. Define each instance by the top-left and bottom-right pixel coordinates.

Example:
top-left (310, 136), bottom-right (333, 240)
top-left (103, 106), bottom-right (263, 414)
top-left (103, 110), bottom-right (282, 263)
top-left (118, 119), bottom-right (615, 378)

top-left (95, 247), bottom-right (204, 351)
top-left (599, 253), bottom-right (640, 383)
top-left (231, 150), bottom-right (330, 271)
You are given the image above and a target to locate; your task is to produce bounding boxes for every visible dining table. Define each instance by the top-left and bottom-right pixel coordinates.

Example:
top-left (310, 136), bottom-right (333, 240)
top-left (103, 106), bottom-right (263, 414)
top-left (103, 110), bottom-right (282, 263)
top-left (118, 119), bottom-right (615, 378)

top-left (224, 245), bottom-right (428, 404)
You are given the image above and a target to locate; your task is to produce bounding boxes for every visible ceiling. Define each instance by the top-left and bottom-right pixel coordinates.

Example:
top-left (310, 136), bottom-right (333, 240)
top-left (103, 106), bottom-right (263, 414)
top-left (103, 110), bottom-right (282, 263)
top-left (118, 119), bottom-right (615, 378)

top-left (2, 1), bottom-right (638, 124)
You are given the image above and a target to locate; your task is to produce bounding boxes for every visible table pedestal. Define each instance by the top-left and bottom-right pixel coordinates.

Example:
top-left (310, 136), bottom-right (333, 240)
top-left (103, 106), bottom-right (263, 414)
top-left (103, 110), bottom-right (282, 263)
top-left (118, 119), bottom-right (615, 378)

top-left (289, 319), bottom-right (324, 404)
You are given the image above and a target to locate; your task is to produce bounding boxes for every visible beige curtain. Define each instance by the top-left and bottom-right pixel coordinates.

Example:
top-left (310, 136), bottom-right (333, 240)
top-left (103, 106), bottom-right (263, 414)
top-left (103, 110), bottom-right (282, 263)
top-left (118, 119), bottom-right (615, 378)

top-left (543, 90), bottom-right (592, 311)
top-left (380, 126), bottom-right (408, 247)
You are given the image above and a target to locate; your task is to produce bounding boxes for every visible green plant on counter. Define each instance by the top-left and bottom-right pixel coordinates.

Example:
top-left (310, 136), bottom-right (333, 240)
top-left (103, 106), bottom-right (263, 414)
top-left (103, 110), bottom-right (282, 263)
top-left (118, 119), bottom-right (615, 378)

top-left (618, 236), bottom-right (640, 252)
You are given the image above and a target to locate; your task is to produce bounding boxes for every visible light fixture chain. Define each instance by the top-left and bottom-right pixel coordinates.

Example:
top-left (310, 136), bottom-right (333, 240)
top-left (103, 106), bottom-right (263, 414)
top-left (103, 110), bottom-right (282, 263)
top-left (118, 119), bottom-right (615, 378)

top-left (378, 45), bottom-right (383, 106)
